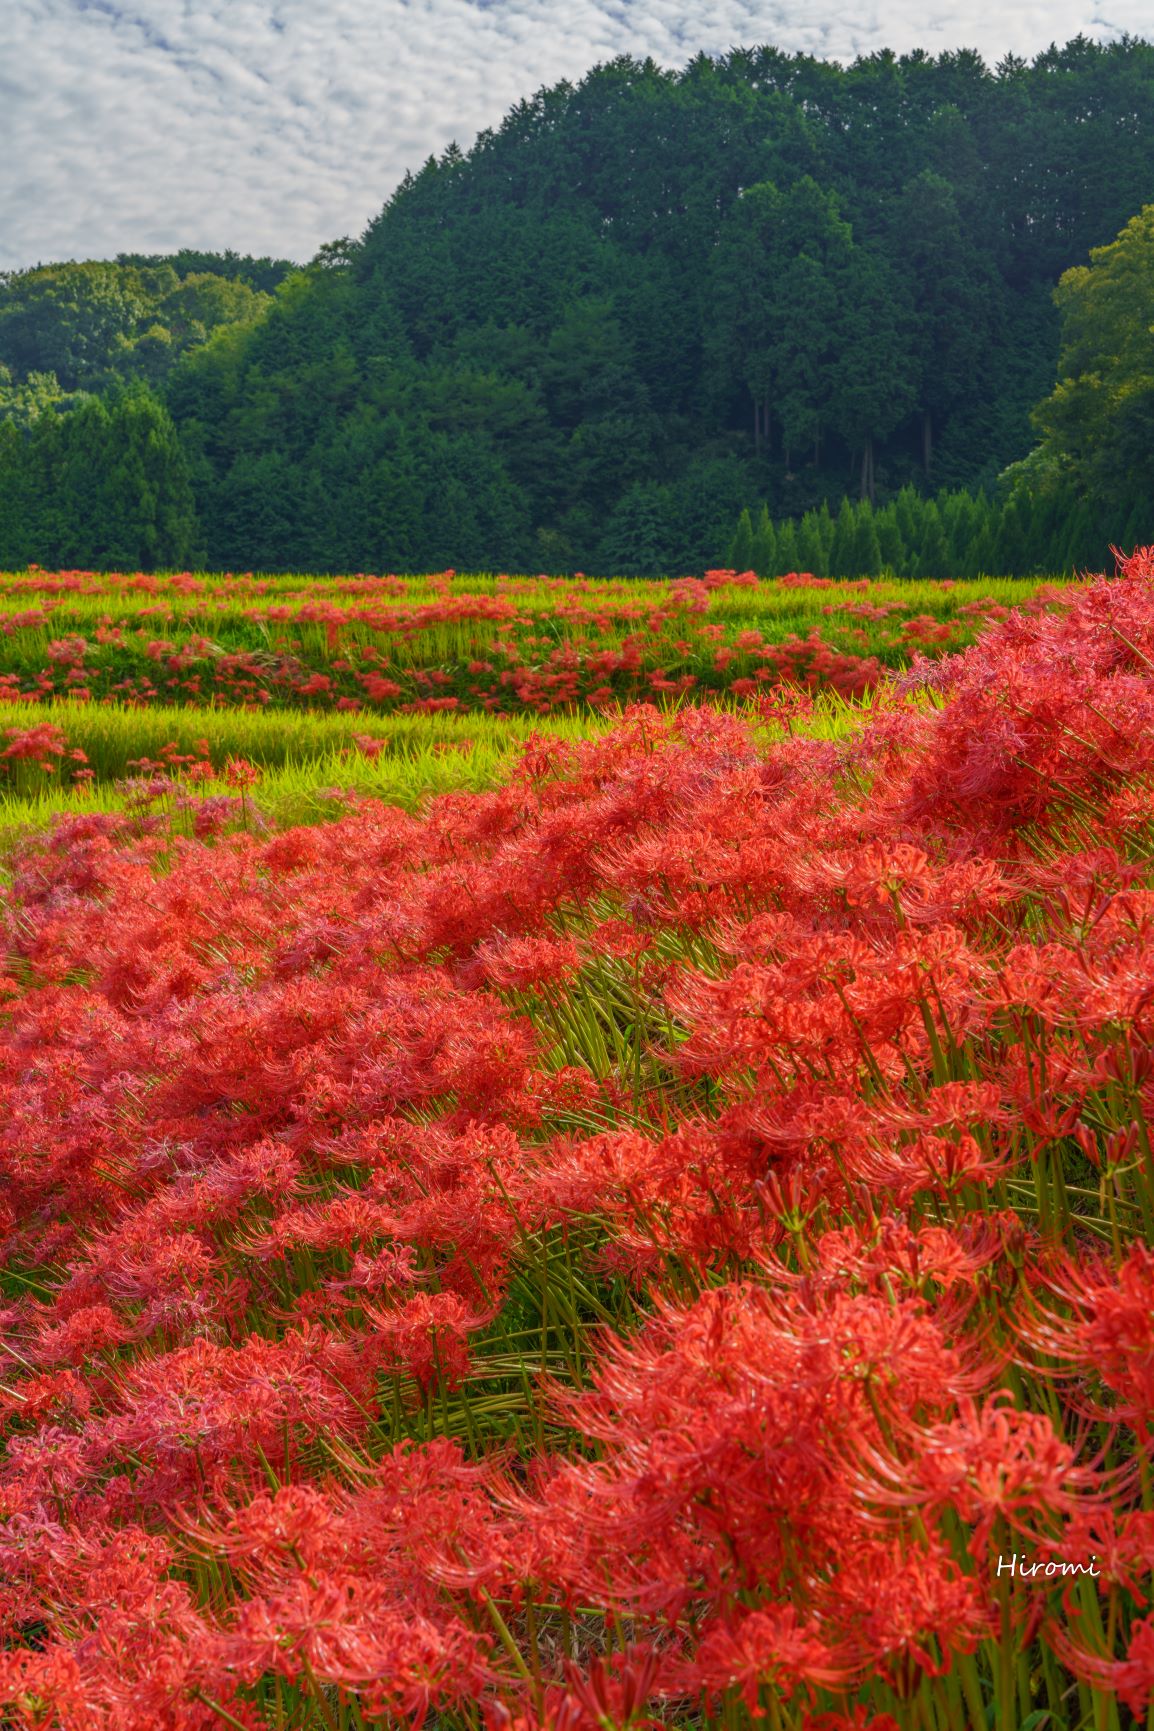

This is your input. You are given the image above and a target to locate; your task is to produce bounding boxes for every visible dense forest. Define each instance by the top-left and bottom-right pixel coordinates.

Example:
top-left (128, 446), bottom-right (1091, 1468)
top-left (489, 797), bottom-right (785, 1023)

top-left (1, 36), bottom-right (1152, 573)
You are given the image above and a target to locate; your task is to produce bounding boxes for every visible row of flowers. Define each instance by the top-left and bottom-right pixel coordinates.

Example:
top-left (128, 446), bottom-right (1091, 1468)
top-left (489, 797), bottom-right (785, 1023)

top-left (0, 571), bottom-right (1040, 715)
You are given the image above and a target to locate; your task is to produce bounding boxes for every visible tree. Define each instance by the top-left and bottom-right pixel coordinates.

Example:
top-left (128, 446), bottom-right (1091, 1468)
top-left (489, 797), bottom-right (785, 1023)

top-left (775, 517), bottom-right (800, 575)
top-left (889, 172), bottom-right (1003, 478)
top-left (729, 507), bottom-right (754, 570)
top-left (0, 366), bottom-right (85, 429)
top-left (117, 249), bottom-right (297, 294)
top-left (598, 483), bottom-right (677, 575)
top-left (894, 487), bottom-right (926, 562)
top-left (796, 510), bottom-right (828, 577)
top-left (751, 505), bottom-right (777, 577)
top-left (826, 246), bottom-right (918, 501)
top-left (992, 495), bottom-right (1030, 575)
top-left (709, 177), bottom-right (855, 462)
top-left (915, 500), bottom-right (950, 577)
top-left (7, 38), bottom-right (1148, 572)
top-left (0, 389), bottom-right (200, 570)
top-left (875, 503), bottom-right (906, 573)
top-left (0, 260), bottom-right (272, 399)
top-left (851, 501), bottom-right (883, 576)
top-left (1033, 204), bottom-right (1154, 517)
top-left (829, 498), bottom-right (857, 575)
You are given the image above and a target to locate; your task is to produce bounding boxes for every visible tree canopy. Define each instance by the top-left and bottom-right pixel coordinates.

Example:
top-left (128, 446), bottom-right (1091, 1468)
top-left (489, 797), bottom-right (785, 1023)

top-left (1032, 204), bottom-right (1154, 520)
top-left (1, 36), bottom-right (1152, 571)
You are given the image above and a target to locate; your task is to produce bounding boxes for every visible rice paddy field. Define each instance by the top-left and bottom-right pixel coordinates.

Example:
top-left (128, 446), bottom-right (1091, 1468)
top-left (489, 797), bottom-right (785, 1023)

top-left (7, 558), bottom-right (1154, 1731)
top-left (0, 566), bottom-right (1057, 844)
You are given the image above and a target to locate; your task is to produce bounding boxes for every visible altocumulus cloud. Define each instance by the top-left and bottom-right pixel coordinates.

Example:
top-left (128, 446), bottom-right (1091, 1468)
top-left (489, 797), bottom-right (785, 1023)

top-left (1, 0), bottom-right (1149, 270)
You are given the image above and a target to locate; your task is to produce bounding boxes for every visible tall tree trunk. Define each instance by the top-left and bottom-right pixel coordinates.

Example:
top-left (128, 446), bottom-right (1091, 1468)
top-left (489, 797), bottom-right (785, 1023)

top-left (860, 441), bottom-right (875, 503)
top-left (923, 409), bottom-right (933, 477)
top-left (753, 395), bottom-right (760, 456)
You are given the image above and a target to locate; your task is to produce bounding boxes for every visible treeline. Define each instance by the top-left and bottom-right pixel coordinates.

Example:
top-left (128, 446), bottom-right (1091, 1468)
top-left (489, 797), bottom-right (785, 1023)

top-left (0, 256), bottom-right (285, 410)
top-left (726, 483), bottom-right (1146, 580)
top-left (0, 391), bottom-right (198, 571)
top-left (0, 38), bottom-right (1152, 571)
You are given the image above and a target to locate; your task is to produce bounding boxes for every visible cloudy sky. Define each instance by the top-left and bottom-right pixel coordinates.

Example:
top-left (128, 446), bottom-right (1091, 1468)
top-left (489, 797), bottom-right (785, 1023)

top-left (1, 0), bottom-right (1147, 272)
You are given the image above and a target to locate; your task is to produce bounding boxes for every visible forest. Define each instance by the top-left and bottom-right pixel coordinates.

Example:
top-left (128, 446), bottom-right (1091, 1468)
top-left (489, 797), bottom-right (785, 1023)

top-left (1, 35), bottom-right (1152, 573)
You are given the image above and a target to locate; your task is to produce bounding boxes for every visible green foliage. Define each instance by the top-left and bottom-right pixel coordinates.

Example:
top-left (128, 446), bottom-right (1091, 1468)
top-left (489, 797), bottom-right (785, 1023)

top-left (0, 261), bottom-right (270, 396)
top-left (0, 365), bottom-right (89, 429)
top-left (0, 389), bottom-right (199, 570)
top-left (725, 477), bottom-right (1127, 578)
top-left (116, 249), bottom-right (298, 294)
top-left (795, 510), bottom-right (827, 577)
top-left (4, 39), bottom-right (1154, 572)
top-left (774, 517), bottom-right (800, 575)
top-left (751, 505), bottom-right (777, 577)
top-left (915, 499), bottom-right (949, 577)
top-left (728, 507), bottom-right (754, 571)
top-left (829, 498), bottom-right (857, 577)
top-left (1033, 203), bottom-right (1154, 517)
top-left (851, 500), bottom-right (883, 576)
top-left (875, 502), bottom-right (906, 573)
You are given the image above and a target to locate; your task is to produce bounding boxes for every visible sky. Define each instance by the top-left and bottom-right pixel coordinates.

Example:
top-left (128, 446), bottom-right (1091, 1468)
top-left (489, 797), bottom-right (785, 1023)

top-left (1, 0), bottom-right (1149, 273)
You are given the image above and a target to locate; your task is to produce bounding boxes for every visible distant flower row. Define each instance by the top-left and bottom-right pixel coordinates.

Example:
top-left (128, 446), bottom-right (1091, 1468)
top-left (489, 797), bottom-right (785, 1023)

top-left (0, 567), bottom-right (1056, 716)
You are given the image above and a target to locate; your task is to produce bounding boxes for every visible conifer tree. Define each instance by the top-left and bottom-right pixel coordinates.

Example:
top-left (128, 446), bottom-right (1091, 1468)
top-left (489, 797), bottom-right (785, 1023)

top-left (952, 489), bottom-right (987, 574)
top-left (966, 518), bottom-right (997, 577)
top-left (916, 499), bottom-right (950, 577)
top-left (775, 516), bottom-right (800, 574)
top-left (0, 420), bottom-right (32, 566)
top-left (729, 506), bottom-right (754, 571)
top-left (796, 510), bottom-right (826, 576)
top-left (875, 502), bottom-right (906, 574)
top-left (751, 504), bottom-right (777, 577)
top-left (816, 500), bottom-right (836, 569)
top-left (1121, 501), bottom-right (1147, 561)
top-left (894, 485), bottom-right (925, 566)
top-left (829, 497), bottom-right (857, 576)
top-left (852, 500), bottom-right (882, 576)
top-left (1062, 501), bottom-right (1099, 573)
top-left (993, 496), bottom-right (1029, 576)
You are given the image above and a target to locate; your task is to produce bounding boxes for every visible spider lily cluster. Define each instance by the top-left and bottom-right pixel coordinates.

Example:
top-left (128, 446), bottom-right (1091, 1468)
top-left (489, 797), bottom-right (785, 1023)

top-left (1, 555), bottom-right (1153, 1729)
top-left (0, 567), bottom-right (1050, 716)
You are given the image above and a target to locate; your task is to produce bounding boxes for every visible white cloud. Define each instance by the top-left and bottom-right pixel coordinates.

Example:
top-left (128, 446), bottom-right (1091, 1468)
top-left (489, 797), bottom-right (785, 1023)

top-left (1, 0), bottom-right (1149, 270)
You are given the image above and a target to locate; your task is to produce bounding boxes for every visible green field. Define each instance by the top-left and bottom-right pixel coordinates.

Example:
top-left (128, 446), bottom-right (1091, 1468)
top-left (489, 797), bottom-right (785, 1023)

top-left (0, 567), bottom-right (1071, 851)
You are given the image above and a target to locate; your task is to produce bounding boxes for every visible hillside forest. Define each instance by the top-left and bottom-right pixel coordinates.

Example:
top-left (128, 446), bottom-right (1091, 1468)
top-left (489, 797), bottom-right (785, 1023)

top-left (1, 36), bottom-right (1152, 575)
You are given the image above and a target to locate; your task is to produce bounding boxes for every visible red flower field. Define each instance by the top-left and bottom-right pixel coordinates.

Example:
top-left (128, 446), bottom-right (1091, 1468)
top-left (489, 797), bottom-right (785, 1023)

top-left (1, 555), bottom-right (1154, 1728)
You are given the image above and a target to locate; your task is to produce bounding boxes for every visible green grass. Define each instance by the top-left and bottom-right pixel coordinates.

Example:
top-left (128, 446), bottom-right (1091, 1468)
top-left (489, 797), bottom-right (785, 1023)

top-left (0, 700), bottom-right (608, 853)
top-left (0, 698), bottom-right (601, 782)
top-left (0, 684), bottom-right (908, 859)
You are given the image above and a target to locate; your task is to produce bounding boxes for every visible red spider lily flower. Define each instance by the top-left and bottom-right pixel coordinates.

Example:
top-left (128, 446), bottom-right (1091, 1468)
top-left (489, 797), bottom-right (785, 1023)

top-left (1047, 1613), bottom-right (1154, 1719)
top-left (1019, 1244), bottom-right (1154, 1437)
top-left (845, 1393), bottom-right (1114, 1558)
top-left (688, 1606), bottom-right (859, 1709)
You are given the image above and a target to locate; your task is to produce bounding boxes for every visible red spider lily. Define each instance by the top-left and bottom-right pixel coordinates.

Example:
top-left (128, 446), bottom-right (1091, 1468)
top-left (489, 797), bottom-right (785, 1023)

top-left (1, 557), bottom-right (1154, 1722)
top-left (842, 1393), bottom-right (1115, 1559)
top-left (688, 1607), bottom-right (859, 1708)
top-left (1018, 1244), bottom-right (1154, 1436)
top-left (1047, 1613), bottom-right (1154, 1718)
